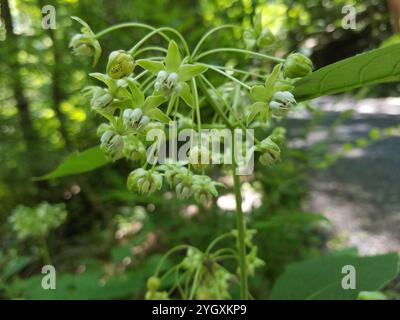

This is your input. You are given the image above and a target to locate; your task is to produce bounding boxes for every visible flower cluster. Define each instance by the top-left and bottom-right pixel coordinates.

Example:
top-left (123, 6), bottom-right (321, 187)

top-left (71, 20), bottom-right (223, 204)
top-left (9, 202), bottom-right (67, 240)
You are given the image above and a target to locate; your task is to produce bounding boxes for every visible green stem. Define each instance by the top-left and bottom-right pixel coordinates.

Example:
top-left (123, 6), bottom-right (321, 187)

top-left (129, 27), bottom-right (190, 56)
top-left (95, 23), bottom-right (170, 42)
top-left (197, 77), bottom-right (234, 130)
top-left (192, 24), bottom-right (237, 58)
top-left (196, 48), bottom-right (285, 63)
top-left (40, 236), bottom-right (52, 265)
top-left (155, 245), bottom-right (192, 276)
top-left (199, 63), bottom-right (251, 90)
top-left (231, 132), bottom-right (248, 300)
top-left (205, 232), bottom-right (234, 255)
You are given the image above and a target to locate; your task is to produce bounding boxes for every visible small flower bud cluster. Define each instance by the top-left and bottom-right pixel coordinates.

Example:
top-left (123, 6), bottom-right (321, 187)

top-left (255, 136), bottom-right (281, 166)
top-left (155, 71), bottom-right (183, 96)
top-left (123, 108), bottom-right (150, 131)
top-left (159, 162), bottom-right (224, 203)
top-left (90, 87), bottom-right (113, 112)
top-left (145, 276), bottom-right (169, 300)
top-left (106, 50), bottom-right (135, 79)
top-left (284, 53), bottom-right (313, 79)
top-left (127, 168), bottom-right (163, 194)
top-left (100, 130), bottom-right (124, 161)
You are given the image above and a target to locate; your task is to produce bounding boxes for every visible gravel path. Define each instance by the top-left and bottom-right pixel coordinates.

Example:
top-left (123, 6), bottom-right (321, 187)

top-left (289, 97), bottom-right (400, 254)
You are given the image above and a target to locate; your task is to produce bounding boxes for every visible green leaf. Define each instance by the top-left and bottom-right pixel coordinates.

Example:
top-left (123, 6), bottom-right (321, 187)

top-left (127, 79), bottom-right (145, 106)
top-left (178, 64), bottom-right (208, 82)
top-left (35, 147), bottom-right (110, 180)
top-left (89, 73), bottom-right (116, 91)
top-left (136, 59), bottom-right (165, 75)
top-left (142, 95), bottom-right (166, 112)
top-left (179, 82), bottom-right (193, 108)
top-left (165, 40), bottom-right (182, 72)
top-left (247, 101), bottom-right (267, 124)
top-left (147, 108), bottom-right (171, 124)
top-left (250, 85), bottom-right (269, 101)
top-left (271, 253), bottom-right (399, 300)
top-left (293, 44), bottom-right (400, 101)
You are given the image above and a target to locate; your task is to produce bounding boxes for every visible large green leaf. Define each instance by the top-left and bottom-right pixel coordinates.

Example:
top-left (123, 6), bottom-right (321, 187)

top-left (271, 253), bottom-right (398, 300)
top-left (35, 147), bottom-right (110, 180)
top-left (293, 44), bottom-right (400, 101)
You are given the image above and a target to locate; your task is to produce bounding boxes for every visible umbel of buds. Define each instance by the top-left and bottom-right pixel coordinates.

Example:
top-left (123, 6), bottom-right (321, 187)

top-left (127, 168), bottom-right (163, 194)
top-left (155, 71), bottom-right (183, 97)
top-left (284, 53), bottom-right (313, 79)
top-left (100, 130), bottom-right (124, 161)
top-left (255, 137), bottom-right (281, 166)
top-left (107, 50), bottom-right (135, 79)
top-left (269, 91), bottom-right (296, 118)
top-left (123, 108), bottom-right (150, 131)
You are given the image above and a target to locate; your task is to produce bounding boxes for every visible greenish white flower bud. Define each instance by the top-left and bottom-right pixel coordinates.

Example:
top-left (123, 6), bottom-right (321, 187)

top-left (284, 53), bottom-right (313, 79)
top-left (100, 130), bottom-right (124, 161)
top-left (192, 175), bottom-right (223, 206)
top-left (96, 123), bottom-right (110, 137)
top-left (166, 72), bottom-right (179, 88)
top-left (123, 136), bottom-right (146, 162)
top-left (270, 91), bottom-right (296, 117)
top-left (69, 34), bottom-right (94, 56)
top-left (188, 145), bottom-right (210, 171)
top-left (122, 108), bottom-right (150, 131)
top-left (123, 108), bottom-right (142, 127)
top-left (255, 137), bottom-right (280, 166)
top-left (91, 88), bottom-right (113, 111)
top-left (107, 50), bottom-right (135, 79)
top-left (127, 168), bottom-right (163, 194)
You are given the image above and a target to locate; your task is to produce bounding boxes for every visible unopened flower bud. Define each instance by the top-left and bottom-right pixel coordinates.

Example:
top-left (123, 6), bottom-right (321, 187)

top-left (147, 276), bottom-right (161, 291)
top-left (69, 34), bottom-right (93, 56)
top-left (166, 72), bottom-right (179, 88)
top-left (107, 50), bottom-right (135, 79)
top-left (123, 108), bottom-right (143, 128)
top-left (96, 123), bottom-right (110, 137)
top-left (172, 83), bottom-right (183, 95)
top-left (189, 145), bottom-right (210, 171)
top-left (157, 70), bottom-right (168, 82)
top-left (284, 53), bottom-right (313, 79)
top-left (270, 91), bottom-right (296, 117)
top-left (138, 115), bottom-right (150, 129)
top-left (123, 137), bottom-right (146, 162)
top-left (100, 130), bottom-right (124, 161)
top-left (255, 137), bottom-right (280, 166)
top-left (91, 88), bottom-right (113, 111)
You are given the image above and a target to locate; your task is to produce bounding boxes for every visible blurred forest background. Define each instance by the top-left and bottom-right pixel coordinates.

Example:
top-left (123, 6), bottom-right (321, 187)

top-left (1, 0), bottom-right (400, 299)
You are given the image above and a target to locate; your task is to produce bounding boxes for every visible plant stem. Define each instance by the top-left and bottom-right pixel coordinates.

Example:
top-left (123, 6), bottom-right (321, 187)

top-left (196, 47), bottom-right (285, 63)
top-left (40, 236), bottom-right (52, 265)
top-left (95, 23), bottom-right (170, 42)
top-left (231, 133), bottom-right (248, 300)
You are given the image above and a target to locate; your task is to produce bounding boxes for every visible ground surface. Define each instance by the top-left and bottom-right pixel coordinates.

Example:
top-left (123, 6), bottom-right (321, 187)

top-left (289, 96), bottom-right (400, 254)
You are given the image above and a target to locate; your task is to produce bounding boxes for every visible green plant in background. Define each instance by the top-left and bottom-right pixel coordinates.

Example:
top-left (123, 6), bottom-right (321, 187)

top-left (9, 202), bottom-right (67, 264)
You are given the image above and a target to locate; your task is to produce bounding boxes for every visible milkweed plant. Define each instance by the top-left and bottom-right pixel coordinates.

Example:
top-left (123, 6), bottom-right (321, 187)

top-left (69, 15), bottom-right (313, 300)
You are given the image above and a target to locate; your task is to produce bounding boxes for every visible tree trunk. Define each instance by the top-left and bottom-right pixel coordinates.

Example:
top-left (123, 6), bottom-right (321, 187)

top-left (389, 0), bottom-right (400, 33)
top-left (1, 0), bottom-right (42, 174)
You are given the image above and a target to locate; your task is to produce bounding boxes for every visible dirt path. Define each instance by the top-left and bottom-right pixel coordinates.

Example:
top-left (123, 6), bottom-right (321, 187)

top-left (289, 97), bottom-right (400, 254)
